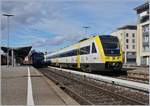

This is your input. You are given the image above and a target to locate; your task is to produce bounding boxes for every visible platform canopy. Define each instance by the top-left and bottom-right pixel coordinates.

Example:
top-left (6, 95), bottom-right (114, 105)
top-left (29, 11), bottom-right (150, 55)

top-left (1, 46), bottom-right (32, 61)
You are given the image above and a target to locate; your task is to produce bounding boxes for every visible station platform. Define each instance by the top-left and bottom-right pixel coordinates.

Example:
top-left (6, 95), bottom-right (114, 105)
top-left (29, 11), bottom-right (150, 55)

top-left (1, 66), bottom-right (79, 105)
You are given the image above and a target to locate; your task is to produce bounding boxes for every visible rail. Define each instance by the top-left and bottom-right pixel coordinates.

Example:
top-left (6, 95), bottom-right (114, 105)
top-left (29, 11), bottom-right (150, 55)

top-left (49, 66), bottom-right (149, 92)
top-left (39, 67), bottom-right (148, 105)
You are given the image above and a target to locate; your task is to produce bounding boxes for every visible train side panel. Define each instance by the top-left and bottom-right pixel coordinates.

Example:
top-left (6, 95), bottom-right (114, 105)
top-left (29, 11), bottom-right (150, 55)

top-left (46, 35), bottom-right (123, 71)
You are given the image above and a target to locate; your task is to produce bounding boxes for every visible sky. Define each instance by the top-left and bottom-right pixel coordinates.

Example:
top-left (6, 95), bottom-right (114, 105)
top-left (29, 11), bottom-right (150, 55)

top-left (1, 0), bottom-right (147, 53)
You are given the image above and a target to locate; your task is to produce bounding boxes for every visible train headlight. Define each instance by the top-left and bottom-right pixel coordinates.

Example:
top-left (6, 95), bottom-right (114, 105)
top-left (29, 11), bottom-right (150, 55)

top-left (112, 63), bottom-right (115, 66)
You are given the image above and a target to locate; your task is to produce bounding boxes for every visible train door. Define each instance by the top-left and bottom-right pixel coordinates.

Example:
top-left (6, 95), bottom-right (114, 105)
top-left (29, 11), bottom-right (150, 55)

top-left (89, 42), bottom-right (99, 65)
top-left (76, 45), bottom-right (80, 69)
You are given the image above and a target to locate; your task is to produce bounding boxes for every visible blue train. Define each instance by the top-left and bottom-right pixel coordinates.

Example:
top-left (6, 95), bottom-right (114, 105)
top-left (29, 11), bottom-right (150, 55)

top-left (29, 51), bottom-right (50, 68)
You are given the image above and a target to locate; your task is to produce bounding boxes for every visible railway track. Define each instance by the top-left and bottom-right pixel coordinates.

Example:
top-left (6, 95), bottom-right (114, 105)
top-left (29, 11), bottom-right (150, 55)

top-left (122, 67), bottom-right (149, 83)
top-left (48, 66), bottom-right (149, 84)
top-left (92, 70), bottom-right (149, 84)
top-left (38, 67), bottom-right (149, 105)
top-left (114, 75), bottom-right (149, 84)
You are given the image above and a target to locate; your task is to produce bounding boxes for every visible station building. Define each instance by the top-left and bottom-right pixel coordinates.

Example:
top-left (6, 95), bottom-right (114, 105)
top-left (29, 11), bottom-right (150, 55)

top-left (134, 2), bottom-right (149, 66)
top-left (111, 25), bottom-right (137, 64)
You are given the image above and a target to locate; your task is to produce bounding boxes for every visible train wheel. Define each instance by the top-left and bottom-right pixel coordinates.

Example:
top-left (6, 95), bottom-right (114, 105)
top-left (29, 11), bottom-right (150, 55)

top-left (86, 67), bottom-right (92, 73)
top-left (81, 65), bottom-right (92, 73)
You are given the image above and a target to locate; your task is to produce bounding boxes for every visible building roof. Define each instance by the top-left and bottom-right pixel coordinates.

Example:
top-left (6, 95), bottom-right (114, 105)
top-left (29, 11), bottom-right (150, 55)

top-left (134, 2), bottom-right (149, 14)
top-left (117, 25), bottom-right (137, 30)
top-left (1, 46), bottom-right (32, 59)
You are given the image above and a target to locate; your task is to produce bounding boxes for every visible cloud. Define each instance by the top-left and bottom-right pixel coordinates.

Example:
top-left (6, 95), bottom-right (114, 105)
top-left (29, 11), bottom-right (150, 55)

top-left (1, 0), bottom-right (145, 51)
top-left (1, 1), bottom-right (83, 45)
top-left (31, 33), bottom-right (81, 48)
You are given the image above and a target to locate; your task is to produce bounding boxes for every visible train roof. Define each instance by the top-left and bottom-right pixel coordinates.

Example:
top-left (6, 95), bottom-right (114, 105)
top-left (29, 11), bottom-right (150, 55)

top-left (99, 35), bottom-right (117, 38)
top-left (28, 51), bottom-right (44, 57)
top-left (78, 38), bottom-right (88, 42)
top-left (47, 35), bottom-right (115, 55)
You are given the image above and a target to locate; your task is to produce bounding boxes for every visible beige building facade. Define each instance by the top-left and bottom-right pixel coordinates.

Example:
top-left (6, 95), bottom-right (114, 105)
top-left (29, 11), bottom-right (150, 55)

top-left (111, 25), bottom-right (137, 64)
top-left (134, 2), bottom-right (149, 66)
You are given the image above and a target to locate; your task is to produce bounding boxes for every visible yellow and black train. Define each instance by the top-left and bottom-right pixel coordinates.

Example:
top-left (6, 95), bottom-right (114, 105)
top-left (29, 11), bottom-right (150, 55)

top-left (46, 35), bottom-right (123, 72)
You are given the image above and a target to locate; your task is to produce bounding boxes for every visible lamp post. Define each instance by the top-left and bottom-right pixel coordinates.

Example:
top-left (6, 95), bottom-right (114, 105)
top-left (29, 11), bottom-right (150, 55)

top-left (124, 31), bottom-right (127, 65)
top-left (3, 13), bottom-right (14, 67)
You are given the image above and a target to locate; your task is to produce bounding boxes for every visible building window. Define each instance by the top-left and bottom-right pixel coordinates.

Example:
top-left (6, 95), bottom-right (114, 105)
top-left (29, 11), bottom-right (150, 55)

top-left (132, 39), bottom-right (135, 43)
top-left (126, 39), bottom-right (128, 43)
top-left (143, 35), bottom-right (149, 42)
top-left (142, 28), bottom-right (149, 52)
top-left (132, 52), bottom-right (135, 55)
top-left (132, 33), bottom-right (135, 37)
top-left (132, 45), bottom-right (135, 49)
top-left (142, 24), bottom-right (149, 33)
top-left (126, 33), bottom-right (128, 37)
top-left (126, 45), bottom-right (128, 49)
top-left (143, 46), bottom-right (150, 52)
top-left (140, 15), bottom-right (149, 23)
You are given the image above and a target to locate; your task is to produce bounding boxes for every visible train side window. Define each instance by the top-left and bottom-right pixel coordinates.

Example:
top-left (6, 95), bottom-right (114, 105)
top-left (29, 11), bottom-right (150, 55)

top-left (79, 47), bottom-right (84, 55)
top-left (92, 43), bottom-right (97, 53)
top-left (69, 49), bottom-right (77, 56)
top-left (68, 51), bottom-right (72, 56)
top-left (85, 46), bottom-right (90, 54)
top-left (80, 46), bottom-right (90, 55)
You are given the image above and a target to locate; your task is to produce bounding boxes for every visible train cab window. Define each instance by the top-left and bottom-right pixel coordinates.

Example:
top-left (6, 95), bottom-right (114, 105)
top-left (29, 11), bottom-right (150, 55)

top-left (92, 43), bottom-right (97, 53)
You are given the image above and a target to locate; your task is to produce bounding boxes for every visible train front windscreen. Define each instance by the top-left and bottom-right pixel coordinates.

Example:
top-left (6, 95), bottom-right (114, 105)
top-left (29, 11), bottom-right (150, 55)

top-left (32, 53), bottom-right (44, 63)
top-left (100, 36), bottom-right (120, 56)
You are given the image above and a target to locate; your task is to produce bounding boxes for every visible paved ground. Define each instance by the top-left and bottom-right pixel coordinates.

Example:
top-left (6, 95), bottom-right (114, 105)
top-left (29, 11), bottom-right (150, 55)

top-left (1, 65), bottom-right (78, 105)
